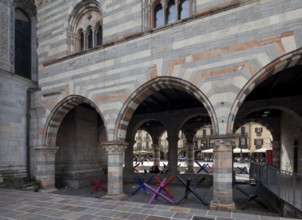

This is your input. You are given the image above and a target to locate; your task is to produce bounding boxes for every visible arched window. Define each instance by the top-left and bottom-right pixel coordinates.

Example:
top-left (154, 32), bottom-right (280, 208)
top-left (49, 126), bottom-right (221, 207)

top-left (151, 0), bottom-right (191, 29)
top-left (179, 0), bottom-right (190, 20)
top-left (15, 9), bottom-right (31, 79)
top-left (167, 0), bottom-right (176, 24)
top-left (87, 26), bottom-right (93, 49)
top-left (68, 0), bottom-right (102, 53)
top-left (97, 25), bottom-right (103, 46)
top-left (154, 4), bottom-right (164, 28)
top-left (79, 30), bottom-right (84, 51)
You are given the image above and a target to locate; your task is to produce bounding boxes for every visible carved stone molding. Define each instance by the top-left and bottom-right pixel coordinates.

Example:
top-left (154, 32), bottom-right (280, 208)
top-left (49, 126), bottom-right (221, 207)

top-left (102, 141), bottom-right (128, 154)
top-left (35, 0), bottom-right (48, 9)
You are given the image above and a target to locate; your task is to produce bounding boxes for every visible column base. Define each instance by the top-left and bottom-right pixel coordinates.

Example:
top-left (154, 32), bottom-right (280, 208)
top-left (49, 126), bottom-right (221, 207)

top-left (184, 169), bottom-right (194, 174)
top-left (39, 188), bottom-right (58, 193)
top-left (210, 200), bottom-right (236, 212)
top-left (102, 193), bottom-right (128, 200)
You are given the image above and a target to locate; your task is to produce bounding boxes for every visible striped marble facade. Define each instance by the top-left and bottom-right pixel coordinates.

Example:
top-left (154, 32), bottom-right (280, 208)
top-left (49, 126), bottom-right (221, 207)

top-left (30, 0), bottom-right (302, 210)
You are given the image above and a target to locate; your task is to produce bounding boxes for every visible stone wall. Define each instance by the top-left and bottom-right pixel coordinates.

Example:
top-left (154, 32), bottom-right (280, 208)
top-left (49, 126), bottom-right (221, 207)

top-left (36, 0), bottom-right (302, 141)
top-left (0, 0), bottom-right (13, 72)
top-left (0, 70), bottom-right (37, 181)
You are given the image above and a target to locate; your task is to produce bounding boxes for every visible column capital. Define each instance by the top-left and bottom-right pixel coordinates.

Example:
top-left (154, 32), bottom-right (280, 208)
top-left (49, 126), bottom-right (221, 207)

top-left (166, 136), bottom-right (179, 142)
top-left (210, 135), bottom-right (236, 150)
top-left (152, 144), bottom-right (160, 150)
top-left (160, 0), bottom-right (167, 8)
top-left (102, 141), bottom-right (128, 154)
top-left (34, 146), bottom-right (59, 153)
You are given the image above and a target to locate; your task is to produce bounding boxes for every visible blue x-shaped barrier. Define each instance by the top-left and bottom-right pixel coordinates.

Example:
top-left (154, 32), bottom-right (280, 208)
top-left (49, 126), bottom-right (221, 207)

top-left (195, 161), bottom-right (209, 174)
top-left (131, 175), bottom-right (154, 195)
top-left (237, 166), bottom-right (249, 174)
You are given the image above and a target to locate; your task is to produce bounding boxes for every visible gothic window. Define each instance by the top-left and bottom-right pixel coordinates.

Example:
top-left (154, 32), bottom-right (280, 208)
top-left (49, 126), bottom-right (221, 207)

top-left (150, 0), bottom-right (192, 29)
top-left (179, 0), bottom-right (190, 20)
top-left (15, 8), bottom-right (31, 79)
top-left (87, 26), bottom-right (93, 49)
top-left (78, 29), bottom-right (84, 52)
top-left (96, 24), bottom-right (103, 46)
top-left (167, 0), bottom-right (176, 24)
top-left (68, 0), bottom-right (102, 54)
top-left (154, 4), bottom-right (164, 28)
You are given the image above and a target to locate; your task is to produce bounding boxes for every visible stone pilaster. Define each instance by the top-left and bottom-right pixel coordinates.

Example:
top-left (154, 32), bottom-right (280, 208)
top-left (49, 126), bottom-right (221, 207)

top-left (210, 135), bottom-right (236, 212)
top-left (152, 144), bottom-right (160, 167)
top-left (102, 141), bottom-right (128, 200)
top-left (185, 143), bottom-right (194, 173)
top-left (34, 146), bottom-right (58, 192)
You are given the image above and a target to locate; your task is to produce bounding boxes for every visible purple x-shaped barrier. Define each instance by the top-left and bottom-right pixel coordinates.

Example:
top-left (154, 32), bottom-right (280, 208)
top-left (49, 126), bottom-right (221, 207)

top-left (144, 178), bottom-right (174, 205)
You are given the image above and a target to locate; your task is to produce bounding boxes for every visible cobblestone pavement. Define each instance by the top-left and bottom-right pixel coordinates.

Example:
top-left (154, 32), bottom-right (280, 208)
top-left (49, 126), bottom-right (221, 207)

top-left (0, 187), bottom-right (296, 220)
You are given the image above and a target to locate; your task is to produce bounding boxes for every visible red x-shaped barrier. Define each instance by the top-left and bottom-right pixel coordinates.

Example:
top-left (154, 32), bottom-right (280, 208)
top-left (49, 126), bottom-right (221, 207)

top-left (133, 163), bottom-right (140, 172)
top-left (154, 175), bottom-right (175, 198)
top-left (89, 176), bottom-right (107, 193)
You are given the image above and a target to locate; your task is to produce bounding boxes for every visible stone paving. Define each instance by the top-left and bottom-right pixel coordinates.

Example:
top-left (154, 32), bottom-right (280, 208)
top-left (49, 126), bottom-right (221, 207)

top-left (0, 188), bottom-right (297, 220)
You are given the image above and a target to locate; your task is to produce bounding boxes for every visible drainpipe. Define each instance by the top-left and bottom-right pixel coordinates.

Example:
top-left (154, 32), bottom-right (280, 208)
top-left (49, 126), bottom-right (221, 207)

top-left (26, 87), bottom-right (40, 181)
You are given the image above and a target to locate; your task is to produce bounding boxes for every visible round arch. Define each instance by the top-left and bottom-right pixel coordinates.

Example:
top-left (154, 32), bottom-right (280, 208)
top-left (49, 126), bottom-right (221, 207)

top-left (126, 118), bottom-right (166, 141)
top-left (43, 95), bottom-right (107, 147)
top-left (66, 0), bottom-right (102, 33)
top-left (235, 105), bottom-right (302, 143)
top-left (228, 48), bottom-right (302, 134)
top-left (115, 76), bottom-right (218, 141)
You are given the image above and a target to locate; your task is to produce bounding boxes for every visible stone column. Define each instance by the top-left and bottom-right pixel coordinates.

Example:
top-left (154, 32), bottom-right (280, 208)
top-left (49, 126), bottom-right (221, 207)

top-left (152, 144), bottom-right (160, 167)
top-left (93, 28), bottom-right (98, 47)
top-left (161, 0), bottom-right (167, 25)
top-left (83, 31), bottom-right (87, 50)
top-left (272, 139), bottom-right (280, 168)
top-left (124, 140), bottom-right (135, 174)
top-left (167, 137), bottom-right (179, 174)
top-left (92, 27), bottom-right (95, 48)
top-left (175, 0), bottom-right (180, 19)
top-left (185, 142), bottom-right (194, 173)
top-left (34, 146), bottom-right (58, 192)
top-left (102, 141), bottom-right (128, 200)
top-left (210, 135), bottom-right (236, 212)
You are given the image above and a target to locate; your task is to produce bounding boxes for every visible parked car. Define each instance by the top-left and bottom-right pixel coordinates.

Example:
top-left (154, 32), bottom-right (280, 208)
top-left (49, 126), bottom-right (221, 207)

top-left (178, 156), bottom-right (186, 161)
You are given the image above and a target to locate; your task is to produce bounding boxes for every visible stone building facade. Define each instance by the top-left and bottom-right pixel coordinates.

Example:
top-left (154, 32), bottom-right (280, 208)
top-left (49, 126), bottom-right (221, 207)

top-left (1, 0), bottom-right (302, 211)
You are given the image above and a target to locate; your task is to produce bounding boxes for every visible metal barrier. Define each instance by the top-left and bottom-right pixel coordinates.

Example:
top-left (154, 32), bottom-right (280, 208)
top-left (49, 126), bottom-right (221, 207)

top-left (250, 163), bottom-right (302, 211)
